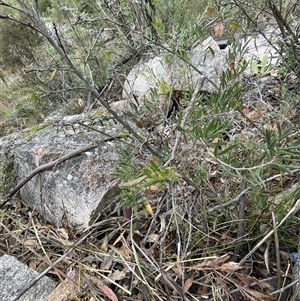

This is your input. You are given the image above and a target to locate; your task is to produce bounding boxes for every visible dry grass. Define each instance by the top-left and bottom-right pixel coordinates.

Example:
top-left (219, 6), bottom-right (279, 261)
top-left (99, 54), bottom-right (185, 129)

top-left (1, 169), bottom-right (300, 301)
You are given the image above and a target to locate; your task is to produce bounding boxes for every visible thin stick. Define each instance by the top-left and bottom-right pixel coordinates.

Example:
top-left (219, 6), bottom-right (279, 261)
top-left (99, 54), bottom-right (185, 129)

top-left (272, 212), bottom-right (281, 293)
top-left (232, 181), bottom-right (246, 262)
top-left (164, 79), bottom-right (205, 166)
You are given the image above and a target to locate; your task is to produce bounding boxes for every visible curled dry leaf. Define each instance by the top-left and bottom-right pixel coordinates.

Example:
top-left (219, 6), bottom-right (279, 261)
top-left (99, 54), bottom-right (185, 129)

top-left (219, 261), bottom-right (242, 272)
top-left (109, 244), bottom-right (131, 261)
top-left (29, 259), bottom-right (37, 270)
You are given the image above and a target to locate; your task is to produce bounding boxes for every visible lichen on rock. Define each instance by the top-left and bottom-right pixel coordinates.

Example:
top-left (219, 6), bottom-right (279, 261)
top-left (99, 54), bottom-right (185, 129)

top-left (0, 148), bottom-right (16, 199)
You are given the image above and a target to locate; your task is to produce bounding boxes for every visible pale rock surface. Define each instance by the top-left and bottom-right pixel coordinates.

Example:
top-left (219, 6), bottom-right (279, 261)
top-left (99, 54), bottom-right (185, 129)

top-left (0, 254), bottom-right (57, 301)
top-left (122, 32), bottom-right (281, 99)
top-left (122, 36), bottom-right (227, 98)
top-left (0, 118), bottom-right (123, 229)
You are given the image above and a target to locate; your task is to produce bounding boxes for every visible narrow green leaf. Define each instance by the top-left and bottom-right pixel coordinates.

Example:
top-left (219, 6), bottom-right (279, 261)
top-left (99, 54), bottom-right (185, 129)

top-left (251, 59), bottom-right (259, 74)
top-left (229, 21), bottom-right (242, 29)
top-left (119, 175), bottom-right (147, 188)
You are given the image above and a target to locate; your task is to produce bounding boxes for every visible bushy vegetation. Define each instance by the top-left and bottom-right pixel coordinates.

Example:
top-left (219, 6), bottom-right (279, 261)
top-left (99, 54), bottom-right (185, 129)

top-left (0, 0), bottom-right (299, 300)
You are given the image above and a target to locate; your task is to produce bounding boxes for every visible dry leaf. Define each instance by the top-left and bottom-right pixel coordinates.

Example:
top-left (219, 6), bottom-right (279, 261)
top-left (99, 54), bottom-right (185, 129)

top-left (214, 23), bottom-right (225, 38)
top-left (229, 276), bottom-right (276, 301)
top-left (147, 233), bottom-right (160, 243)
top-left (50, 69), bottom-right (57, 81)
top-left (84, 273), bottom-right (104, 287)
top-left (135, 120), bottom-right (144, 128)
top-left (120, 244), bottom-right (131, 261)
top-left (109, 244), bottom-right (131, 261)
top-left (243, 104), bottom-right (250, 114)
top-left (219, 261), bottom-right (242, 272)
top-left (29, 259), bottom-right (37, 270)
top-left (56, 228), bottom-right (69, 240)
top-left (206, 6), bottom-right (216, 13)
top-left (149, 185), bottom-right (158, 191)
top-left (171, 266), bottom-right (182, 278)
top-left (45, 270), bottom-right (79, 301)
top-left (109, 270), bottom-right (127, 282)
top-left (183, 274), bottom-right (194, 293)
top-left (101, 235), bottom-right (108, 252)
top-left (145, 202), bottom-right (153, 215)
top-left (171, 262), bottom-right (183, 278)
top-left (101, 285), bottom-right (119, 301)
top-left (100, 250), bottom-right (113, 270)
top-left (242, 287), bottom-right (276, 301)
top-left (24, 239), bottom-right (38, 247)
top-left (235, 273), bottom-right (273, 290)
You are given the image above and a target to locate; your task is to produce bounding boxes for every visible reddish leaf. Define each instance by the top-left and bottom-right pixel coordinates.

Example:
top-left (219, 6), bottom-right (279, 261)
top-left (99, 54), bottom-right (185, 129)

top-left (213, 23), bottom-right (225, 38)
top-left (101, 285), bottom-right (118, 301)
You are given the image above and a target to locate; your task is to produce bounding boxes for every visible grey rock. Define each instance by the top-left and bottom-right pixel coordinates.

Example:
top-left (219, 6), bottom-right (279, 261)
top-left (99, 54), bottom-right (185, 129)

top-left (293, 237), bottom-right (300, 300)
top-left (122, 36), bottom-right (226, 98)
top-left (122, 31), bottom-right (282, 101)
top-left (0, 118), bottom-right (123, 230)
top-left (0, 254), bottom-right (57, 301)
